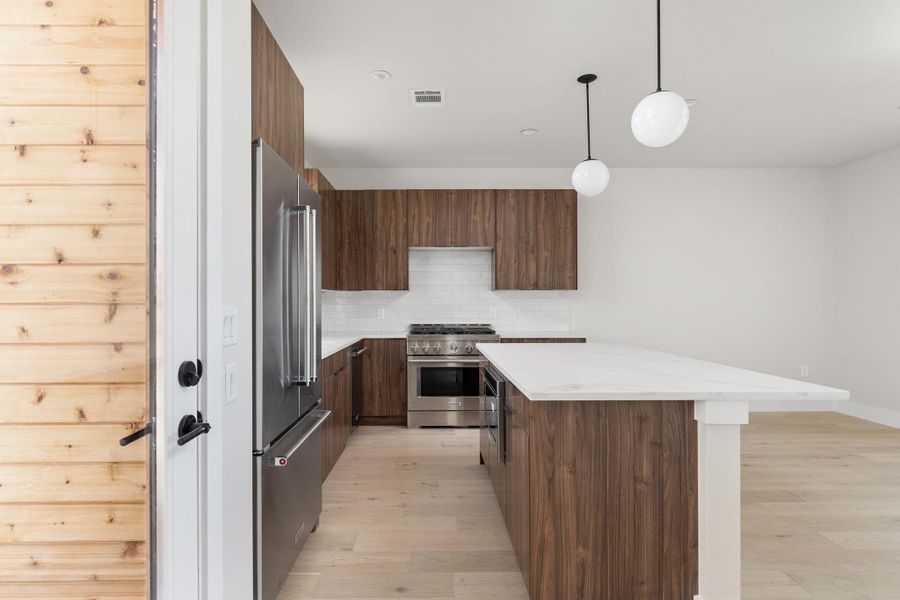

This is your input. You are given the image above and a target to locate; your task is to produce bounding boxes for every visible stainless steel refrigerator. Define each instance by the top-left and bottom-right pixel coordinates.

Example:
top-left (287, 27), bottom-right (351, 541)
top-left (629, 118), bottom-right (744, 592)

top-left (252, 139), bottom-right (328, 600)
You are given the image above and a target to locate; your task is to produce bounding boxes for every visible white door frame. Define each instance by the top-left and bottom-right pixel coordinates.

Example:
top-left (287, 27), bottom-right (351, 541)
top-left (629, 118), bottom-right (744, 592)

top-left (154, 0), bottom-right (206, 597)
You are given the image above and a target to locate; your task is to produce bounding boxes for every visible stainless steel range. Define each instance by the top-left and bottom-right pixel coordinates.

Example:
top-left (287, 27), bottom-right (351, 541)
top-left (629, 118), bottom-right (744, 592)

top-left (406, 324), bottom-right (500, 428)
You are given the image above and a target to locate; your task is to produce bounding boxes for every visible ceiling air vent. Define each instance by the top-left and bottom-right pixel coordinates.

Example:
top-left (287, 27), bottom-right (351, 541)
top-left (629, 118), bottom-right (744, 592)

top-left (410, 89), bottom-right (445, 108)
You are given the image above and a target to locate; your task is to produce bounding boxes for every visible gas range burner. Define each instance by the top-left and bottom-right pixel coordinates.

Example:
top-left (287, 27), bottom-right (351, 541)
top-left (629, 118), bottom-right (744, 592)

top-left (408, 323), bottom-right (497, 336)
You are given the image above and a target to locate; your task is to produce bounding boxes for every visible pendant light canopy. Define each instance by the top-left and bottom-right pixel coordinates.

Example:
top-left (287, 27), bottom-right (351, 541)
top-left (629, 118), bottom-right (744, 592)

top-left (631, 0), bottom-right (690, 147)
top-left (571, 74), bottom-right (610, 197)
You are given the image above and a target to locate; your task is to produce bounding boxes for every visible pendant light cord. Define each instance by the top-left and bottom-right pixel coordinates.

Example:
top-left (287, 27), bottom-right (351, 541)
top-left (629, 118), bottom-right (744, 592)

top-left (656, 0), bottom-right (662, 92)
top-left (585, 81), bottom-right (592, 160)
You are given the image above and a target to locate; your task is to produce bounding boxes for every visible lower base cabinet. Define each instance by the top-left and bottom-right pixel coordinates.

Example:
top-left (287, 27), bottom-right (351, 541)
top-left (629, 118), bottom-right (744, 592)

top-left (359, 338), bottom-right (408, 425)
top-left (321, 349), bottom-right (352, 481)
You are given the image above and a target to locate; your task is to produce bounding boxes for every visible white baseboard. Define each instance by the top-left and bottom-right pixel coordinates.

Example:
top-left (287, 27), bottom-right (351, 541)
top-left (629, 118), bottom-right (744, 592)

top-left (748, 398), bottom-right (837, 412)
top-left (837, 400), bottom-right (900, 429)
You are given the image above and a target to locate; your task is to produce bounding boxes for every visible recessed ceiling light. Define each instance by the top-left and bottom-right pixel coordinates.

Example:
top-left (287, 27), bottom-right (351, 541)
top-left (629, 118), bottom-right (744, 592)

top-left (520, 128), bottom-right (539, 136)
top-left (370, 69), bottom-right (391, 81)
top-left (685, 98), bottom-right (700, 107)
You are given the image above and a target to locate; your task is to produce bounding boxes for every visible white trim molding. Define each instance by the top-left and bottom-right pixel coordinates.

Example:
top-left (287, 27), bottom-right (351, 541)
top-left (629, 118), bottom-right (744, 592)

top-left (839, 400), bottom-right (900, 430)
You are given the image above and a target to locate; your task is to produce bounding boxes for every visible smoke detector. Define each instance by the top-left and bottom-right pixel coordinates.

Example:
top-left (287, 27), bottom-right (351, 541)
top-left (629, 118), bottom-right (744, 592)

top-left (409, 89), bottom-right (445, 108)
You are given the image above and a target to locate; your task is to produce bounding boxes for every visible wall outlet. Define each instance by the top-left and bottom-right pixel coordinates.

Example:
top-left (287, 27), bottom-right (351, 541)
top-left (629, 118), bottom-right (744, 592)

top-left (489, 308), bottom-right (497, 319)
top-left (800, 365), bottom-right (809, 378)
top-left (377, 308), bottom-right (385, 320)
top-left (222, 306), bottom-right (237, 346)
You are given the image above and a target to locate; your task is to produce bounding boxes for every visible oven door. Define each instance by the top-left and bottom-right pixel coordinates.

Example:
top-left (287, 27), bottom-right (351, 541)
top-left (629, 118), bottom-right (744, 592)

top-left (407, 356), bottom-right (483, 412)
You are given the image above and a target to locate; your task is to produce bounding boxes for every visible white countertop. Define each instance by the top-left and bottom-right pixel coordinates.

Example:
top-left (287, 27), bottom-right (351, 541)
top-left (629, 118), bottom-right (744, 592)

top-left (494, 331), bottom-right (586, 339)
top-left (321, 332), bottom-right (406, 358)
top-left (476, 342), bottom-right (850, 402)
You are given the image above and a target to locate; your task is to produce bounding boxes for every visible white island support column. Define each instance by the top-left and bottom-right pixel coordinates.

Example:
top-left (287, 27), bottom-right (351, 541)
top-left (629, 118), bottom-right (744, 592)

top-left (694, 399), bottom-right (749, 600)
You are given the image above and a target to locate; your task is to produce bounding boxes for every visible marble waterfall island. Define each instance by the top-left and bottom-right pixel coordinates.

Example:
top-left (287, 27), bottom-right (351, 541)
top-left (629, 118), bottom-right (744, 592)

top-left (476, 342), bottom-right (849, 600)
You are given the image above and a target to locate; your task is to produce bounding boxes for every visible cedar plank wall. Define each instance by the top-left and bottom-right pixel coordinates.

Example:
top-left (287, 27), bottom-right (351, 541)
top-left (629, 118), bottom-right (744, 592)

top-left (0, 1), bottom-right (149, 598)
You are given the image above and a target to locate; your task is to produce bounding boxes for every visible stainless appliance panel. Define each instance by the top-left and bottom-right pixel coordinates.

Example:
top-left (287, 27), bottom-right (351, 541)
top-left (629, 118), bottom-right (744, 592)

top-left (254, 409), bottom-right (329, 600)
top-left (408, 396), bottom-right (482, 411)
top-left (482, 365), bottom-right (506, 463)
top-left (407, 410), bottom-right (482, 428)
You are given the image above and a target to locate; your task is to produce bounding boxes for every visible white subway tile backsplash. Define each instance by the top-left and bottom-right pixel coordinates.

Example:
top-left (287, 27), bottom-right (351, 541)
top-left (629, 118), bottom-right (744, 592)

top-left (322, 249), bottom-right (571, 333)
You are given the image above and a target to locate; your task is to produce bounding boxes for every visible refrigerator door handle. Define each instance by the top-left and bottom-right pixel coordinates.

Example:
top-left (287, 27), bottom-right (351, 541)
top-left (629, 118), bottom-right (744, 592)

top-left (308, 207), bottom-right (318, 382)
top-left (285, 205), bottom-right (309, 386)
top-left (266, 409), bottom-right (330, 466)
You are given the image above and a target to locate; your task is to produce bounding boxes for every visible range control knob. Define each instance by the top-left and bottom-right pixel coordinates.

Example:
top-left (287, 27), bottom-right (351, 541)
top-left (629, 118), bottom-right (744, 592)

top-left (411, 344), bottom-right (419, 353)
top-left (433, 343), bottom-right (442, 353)
top-left (422, 343), bottom-right (430, 354)
top-left (465, 344), bottom-right (475, 354)
top-left (448, 343), bottom-right (459, 353)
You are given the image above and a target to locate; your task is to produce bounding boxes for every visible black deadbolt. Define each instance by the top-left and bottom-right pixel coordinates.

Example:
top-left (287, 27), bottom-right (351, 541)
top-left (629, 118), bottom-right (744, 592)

top-left (178, 359), bottom-right (203, 387)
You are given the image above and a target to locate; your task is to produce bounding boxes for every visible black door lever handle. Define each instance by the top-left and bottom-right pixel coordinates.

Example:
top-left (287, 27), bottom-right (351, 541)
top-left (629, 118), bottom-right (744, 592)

top-left (177, 412), bottom-right (211, 446)
top-left (119, 423), bottom-right (152, 446)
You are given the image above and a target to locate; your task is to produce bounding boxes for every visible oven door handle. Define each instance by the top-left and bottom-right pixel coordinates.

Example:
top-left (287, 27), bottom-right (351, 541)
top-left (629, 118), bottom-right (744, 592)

top-left (407, 356), bottom-right (483, 365)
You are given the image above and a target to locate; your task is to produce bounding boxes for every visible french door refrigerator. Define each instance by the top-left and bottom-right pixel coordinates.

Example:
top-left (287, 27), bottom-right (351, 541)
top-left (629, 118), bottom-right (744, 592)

top-left (252, 139), bottom-right (328, 600)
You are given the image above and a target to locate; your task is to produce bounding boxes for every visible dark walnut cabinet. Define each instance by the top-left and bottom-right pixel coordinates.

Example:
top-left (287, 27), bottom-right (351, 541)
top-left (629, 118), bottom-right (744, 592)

top-left (359, 338), bottom-right (408, 425)
top-left (494, 189), bottom-right (578, 290)
top-left (321, 348), bottom-right (351, 481)
top-left (481, 373), bottom-right (699, 599)
top-left (407, 189), bottom-right (496, 247)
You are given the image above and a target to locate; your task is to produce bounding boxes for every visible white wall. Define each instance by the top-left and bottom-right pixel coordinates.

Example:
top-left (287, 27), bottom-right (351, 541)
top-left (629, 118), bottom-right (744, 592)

top-left (830, 145), bottom-right (900, 422)
top-left (324, 249), bottom-right (572, 334)
top-left (325, 167), bottom-right (836, 383)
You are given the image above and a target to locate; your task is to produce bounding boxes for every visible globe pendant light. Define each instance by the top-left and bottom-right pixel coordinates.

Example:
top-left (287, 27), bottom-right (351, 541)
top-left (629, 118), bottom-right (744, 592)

top-left (571, 74), bottom-right (610, 197)
top-left (631, 0), bottom-right (690, 147)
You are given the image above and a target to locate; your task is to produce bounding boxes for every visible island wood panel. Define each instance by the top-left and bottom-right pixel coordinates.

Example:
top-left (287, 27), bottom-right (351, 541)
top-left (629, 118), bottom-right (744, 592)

top-left (0, 541), bottom-right (146, 582)
top-left (0, 65), bottom-right (147, 106)
top-left (0, 145), bottom-right (145, 185)
top-left (0, 384), bottom-right (146, 424)
top-left (0, 304), bottom-right (146, 344)
top-left (0, 264), bottom-right (146, 304)
top-left (494, 189), bottom-right (577, 290)
top-left (303, 169), bottom-right (339, 290)
top-left (0, 186), bottom-right (146, 224)
top-left (526, 400), bottom-right (697, 600)
top-left (251, 4), bottom-right (303, 173)
top-left (0, 0), bottom-right (149, 595)
top-left (506, 408), bottom-right (530, 581)
top-left (321, 349), bottom-right (351, 481)
top-left (0, 224), bottom-right (146, 264)
top-left (0, 344), bottom-right (145, 384)
top-left (407, 189), bottom-right (496, 247)
top-left (359, 338), bottom-right (407, 421)
top-left (365, 191), bottom-right (408, 290)
top-left (0, 26), bottom-right (146, 65)
top-left (0, 0), bottom-right (146, 26)
top-left (0, 106), bottom-right (146, 145)
top-left (0, 463), bottom-right (146, 503)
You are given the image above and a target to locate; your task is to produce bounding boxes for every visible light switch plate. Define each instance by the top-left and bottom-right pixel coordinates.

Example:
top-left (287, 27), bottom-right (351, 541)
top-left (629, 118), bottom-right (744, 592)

top-left (225, 363), bottom-right (238, 404)
top-left (223, 306), bottom-right (237, 346)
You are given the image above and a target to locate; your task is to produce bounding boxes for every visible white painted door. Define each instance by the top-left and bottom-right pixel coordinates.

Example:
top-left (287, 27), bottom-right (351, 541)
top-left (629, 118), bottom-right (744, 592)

top-left (155, 0), bottom-right (206, 597)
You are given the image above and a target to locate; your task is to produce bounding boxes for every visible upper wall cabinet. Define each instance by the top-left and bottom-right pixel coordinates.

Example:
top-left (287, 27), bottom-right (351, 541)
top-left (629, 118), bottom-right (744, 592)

top-left (408, 190), bottom-right (496, 247)
top-left (251, 5), bottom-right (304, 173)
top-left (494, 190), bottom-right (578, 290)
top-left (324, 190), bottom-right (409, 291)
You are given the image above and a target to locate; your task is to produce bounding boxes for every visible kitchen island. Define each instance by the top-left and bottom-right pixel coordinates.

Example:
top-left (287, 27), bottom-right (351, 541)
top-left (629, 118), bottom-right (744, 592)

top-left (476, 342), bottom-right (849, 600)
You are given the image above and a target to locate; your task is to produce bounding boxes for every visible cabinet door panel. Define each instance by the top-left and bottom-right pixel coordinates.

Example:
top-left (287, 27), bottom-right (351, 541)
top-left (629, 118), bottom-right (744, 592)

top-left (365, 191), bottom-right (408, 290)
top-left (507, 411), bottom-right (529, 581)
top-left (494, 190), bottom-right (577, 290)
top-left (408, 190), bottom-right (495, 248)
top-left (360, 339), bottom-right (407, 418)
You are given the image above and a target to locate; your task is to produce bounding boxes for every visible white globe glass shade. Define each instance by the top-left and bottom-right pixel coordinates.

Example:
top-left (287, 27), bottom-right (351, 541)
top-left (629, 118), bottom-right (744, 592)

top-left (571, 159), bottom-right (610, 197)
top-left (631, 91), bottom-right (690, 147)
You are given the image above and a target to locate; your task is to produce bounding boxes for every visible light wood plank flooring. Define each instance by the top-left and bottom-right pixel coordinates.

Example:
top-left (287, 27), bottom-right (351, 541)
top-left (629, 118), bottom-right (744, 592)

top-left (280, 412), bottom-right (900, 599)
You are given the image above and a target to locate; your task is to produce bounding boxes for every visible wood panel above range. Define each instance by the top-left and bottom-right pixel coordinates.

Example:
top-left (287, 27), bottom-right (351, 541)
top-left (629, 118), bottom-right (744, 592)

top-left (317, 188), bottom-right (577, 291)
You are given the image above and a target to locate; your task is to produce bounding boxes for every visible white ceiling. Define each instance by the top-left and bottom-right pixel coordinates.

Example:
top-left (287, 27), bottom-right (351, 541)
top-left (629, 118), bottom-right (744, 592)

top-left (255, 0), bottom-right (900, 169)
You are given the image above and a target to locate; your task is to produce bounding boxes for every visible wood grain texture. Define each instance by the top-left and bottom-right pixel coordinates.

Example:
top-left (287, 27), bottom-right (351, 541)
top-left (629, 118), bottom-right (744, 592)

top-left (0, 463), bottom-right (146, 503)
top-left (0, 65), bottom-right (147, 105)
top-left (0, 580), bottom-right (145, 599)
top-left (0, 541), bottom-right (146, 582)
top-left (0, 145), bottom-right (145, 185)
top-left (328, 190), bottom-right (367, 290)
top-left (251, 5), bottom-right (303, 173)
top-left (505, 405), bottom-right (530, 582)
top-left (407, 189), bottom-right (495, 247)
top-left (526, 399), bottom-right (696, 600)
top-left (0, 0), bottom-right (146, 26)
top-left (0, 503), bottom-right (145, 543)
top-left (0, 186), bottom-right (145, 225)
top-left (304, 169), bottom-right (339, 290)
top-left (0, 106), bottom-right (146, 145)
top-left (0, 423), bottom-right (146, 463)
top-left (494, 189), bottom-right (577, 290)
top-left (0, 225), bottom-right (145, 264)
top-left (0, 384), bottom-right (145, 424)
top-left (500, 337), bottom-right (586, 344)
top-left (0, 265), bottom-right (146, 304)
top-left (321, 349), bottom-right (351, 481)
top-left (360, 338), bottom-right (407, 419)
top-left (0, 344), bottom-right (145, 383)
top-left (0, 26), bottom-right (145, 66)
top-left (0, 304), bottom-right (145, 343)
top-left (365, 190), bottom-right (408, 290)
